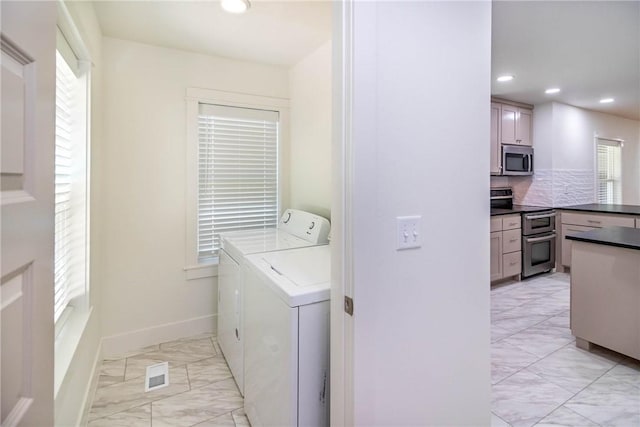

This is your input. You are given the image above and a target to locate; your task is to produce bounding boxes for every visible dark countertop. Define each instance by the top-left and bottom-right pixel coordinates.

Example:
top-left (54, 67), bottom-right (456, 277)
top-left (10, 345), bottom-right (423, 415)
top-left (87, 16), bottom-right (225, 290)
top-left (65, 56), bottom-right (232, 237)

top-left (566, 226), bottom-right (640, 251)
top-left (560, 204), bottom-right (640, 215)
top-left (491, 205), bottom-right (554, 216)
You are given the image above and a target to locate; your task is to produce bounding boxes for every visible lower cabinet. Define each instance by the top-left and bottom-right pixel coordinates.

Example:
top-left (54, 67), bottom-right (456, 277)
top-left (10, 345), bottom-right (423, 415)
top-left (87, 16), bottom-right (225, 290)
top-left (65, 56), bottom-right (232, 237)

top-left (490, 231), bottom-right (503, 281)
top-left (560, 211), bottom-right (636, 268)
top-left (490, 215), bottom-right (522, 282)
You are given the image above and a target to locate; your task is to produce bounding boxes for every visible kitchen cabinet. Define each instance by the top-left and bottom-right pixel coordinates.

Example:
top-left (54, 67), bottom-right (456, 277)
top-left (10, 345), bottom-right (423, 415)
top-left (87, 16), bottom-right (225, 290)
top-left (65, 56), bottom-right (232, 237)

top-left (490, 232), bottom-right (503, 281)
top-left (559, 211), bottom-right (636, 268)
top-left (499, 104), bottom-right (532, 146)
top-left (490, 214), bottom-right (522, 282)
top-left (490, 102), bottom-right (501, 175)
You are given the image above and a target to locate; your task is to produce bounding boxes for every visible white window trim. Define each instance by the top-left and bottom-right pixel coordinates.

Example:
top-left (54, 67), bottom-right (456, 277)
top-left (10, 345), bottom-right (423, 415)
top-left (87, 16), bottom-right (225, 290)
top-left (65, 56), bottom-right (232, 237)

top-left (54, 0), bottom-right (93, 398)
top-left (185, 88), bottom-right (290, 280)
top-left (593, 135), bottom-right (624, 204)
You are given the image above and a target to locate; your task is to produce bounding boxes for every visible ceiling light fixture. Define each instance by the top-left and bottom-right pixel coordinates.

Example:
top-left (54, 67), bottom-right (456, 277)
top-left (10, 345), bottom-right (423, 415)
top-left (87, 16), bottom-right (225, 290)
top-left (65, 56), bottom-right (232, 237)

top-left (221, 0), bottom-right (250, 14)
top-left (599, 98), bottom-right (614, 104)
top-left (545, 88), bottom-right (561, 94)
top-left (496, 75), bottom-right (514, 82)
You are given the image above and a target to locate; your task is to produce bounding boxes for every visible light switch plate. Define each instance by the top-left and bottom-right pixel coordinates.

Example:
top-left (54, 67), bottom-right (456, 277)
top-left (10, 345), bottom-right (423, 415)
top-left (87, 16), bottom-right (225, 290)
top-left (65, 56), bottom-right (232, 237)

top-left (396, 215), bottom-right (422, 250)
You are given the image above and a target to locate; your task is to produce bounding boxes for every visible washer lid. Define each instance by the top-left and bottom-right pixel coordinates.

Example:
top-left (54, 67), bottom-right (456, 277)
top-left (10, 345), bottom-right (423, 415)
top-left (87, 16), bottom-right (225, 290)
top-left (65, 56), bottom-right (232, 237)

top-left (220, 228), bottom-right (319, 261)
top-left (246, 245), bottom-right (330, 307)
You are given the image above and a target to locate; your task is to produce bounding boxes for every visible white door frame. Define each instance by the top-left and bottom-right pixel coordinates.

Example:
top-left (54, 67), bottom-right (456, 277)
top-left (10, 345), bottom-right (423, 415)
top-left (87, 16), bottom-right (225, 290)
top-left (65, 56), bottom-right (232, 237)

top-left (330, 1), bottom-right (354, 425)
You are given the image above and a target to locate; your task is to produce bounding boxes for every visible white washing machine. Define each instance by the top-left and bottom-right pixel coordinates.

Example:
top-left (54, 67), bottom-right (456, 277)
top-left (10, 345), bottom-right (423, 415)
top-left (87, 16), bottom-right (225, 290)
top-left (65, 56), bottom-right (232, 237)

top-left (243, 245), bottom-right (330, 427)
top-left (217, 209), bottom-right (330, 396)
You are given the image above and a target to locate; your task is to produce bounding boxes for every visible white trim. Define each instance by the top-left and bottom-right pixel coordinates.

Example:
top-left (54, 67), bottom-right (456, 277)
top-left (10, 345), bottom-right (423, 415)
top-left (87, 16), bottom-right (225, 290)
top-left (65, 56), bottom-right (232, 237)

top-left (185, 88), bottom-right (290, 269)
top-left (56, 0), bottom-right (90, 63)
top-left (77, 339), bottom-right (103, 427)
top-left (101, 314), bottom-right (216, 359)
top-left (1, 272), bottom-right (23, 310)
top-left (184, 263), bottom-right (219, 280)
top-left (54, 306), bottom-right (92, 397)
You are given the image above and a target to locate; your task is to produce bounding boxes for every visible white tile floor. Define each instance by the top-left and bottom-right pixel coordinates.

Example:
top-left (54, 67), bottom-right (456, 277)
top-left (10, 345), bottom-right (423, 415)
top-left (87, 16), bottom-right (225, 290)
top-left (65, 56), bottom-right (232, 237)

top-left (491, 272), bottom-right (640, 427)
top-left (89, 272), bottom-right (640, 426)
top-left (88, 334), bottom-right (249, 427)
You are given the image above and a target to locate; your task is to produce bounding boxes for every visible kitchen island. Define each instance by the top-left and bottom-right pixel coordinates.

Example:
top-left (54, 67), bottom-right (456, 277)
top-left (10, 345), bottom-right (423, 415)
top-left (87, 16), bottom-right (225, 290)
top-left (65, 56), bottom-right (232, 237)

top-left (567, 226), bottom-right (640, 360)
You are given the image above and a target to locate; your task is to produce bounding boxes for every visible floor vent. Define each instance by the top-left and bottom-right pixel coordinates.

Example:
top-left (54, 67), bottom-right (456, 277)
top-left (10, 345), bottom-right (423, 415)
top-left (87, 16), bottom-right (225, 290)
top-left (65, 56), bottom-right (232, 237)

top-left (145, 361), bottom-right (169, 392)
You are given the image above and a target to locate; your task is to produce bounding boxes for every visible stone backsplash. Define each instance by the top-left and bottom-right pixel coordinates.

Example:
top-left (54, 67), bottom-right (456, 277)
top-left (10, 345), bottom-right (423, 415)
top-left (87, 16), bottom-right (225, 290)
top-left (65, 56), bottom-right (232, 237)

top-left (507, 169), bottom-right (596, 207)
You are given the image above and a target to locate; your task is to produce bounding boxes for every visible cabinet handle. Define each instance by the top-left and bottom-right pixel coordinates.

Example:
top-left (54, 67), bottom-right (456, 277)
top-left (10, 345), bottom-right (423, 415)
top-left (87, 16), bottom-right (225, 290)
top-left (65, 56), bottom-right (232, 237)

top-left (587, 219), bottom-right (602, 224)
top-left (510, 238), bottom-right (517, 243)
top-left (510, 261), bottom-right (517, 266)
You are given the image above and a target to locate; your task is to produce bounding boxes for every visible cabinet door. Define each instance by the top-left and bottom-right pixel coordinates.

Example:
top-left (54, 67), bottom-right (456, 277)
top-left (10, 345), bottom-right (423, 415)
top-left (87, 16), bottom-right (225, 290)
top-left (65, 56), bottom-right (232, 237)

top-left (490, 232), bottom-right (503, 281)
top-left (490, 102), bottom-right (501, 174)
top-left (500, 104), bottom-right (518, 145)
top-left (516, 108), bottom-right (533, 146)
top-left (637, 218), bottom-right (640, 228)
top-left (561, 224), bottom-right (597, 267)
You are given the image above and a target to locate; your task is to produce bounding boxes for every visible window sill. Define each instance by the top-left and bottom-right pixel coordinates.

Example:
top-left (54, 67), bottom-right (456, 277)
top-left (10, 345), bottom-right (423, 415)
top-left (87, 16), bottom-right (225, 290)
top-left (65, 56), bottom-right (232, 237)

top-left (54, 306), bottom-right (92, 398)
top-left (184, 262), bottom-right (218, 280)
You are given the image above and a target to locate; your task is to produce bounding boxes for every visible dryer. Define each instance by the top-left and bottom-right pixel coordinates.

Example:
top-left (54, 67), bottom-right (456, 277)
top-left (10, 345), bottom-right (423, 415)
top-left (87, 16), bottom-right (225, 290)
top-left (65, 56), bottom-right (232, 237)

top-left (217, 209), bottom-right (329, 396)
top-left (243, 245), bottom-right (330, 427)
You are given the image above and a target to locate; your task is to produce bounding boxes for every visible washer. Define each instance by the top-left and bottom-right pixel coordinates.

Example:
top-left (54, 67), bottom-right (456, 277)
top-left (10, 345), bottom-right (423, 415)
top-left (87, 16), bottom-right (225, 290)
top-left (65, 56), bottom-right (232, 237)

top-left (243, 245), bottom-right (330, 427)
top-left (217, 209), bottom-right (330, 396)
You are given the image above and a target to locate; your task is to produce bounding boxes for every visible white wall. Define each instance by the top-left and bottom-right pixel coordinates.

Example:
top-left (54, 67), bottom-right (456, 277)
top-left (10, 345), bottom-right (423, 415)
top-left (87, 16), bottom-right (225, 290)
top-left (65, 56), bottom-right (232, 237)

top-left (99, 38), bottom-right (289, 353)
top-left (513, 102), bottom-right (640, 206)
top-left (289, 40), bottom-right (332, 219)
top-left (338, 1), bottom-right (491, 424)
top-left (55, 2), bottom-right (104, 426)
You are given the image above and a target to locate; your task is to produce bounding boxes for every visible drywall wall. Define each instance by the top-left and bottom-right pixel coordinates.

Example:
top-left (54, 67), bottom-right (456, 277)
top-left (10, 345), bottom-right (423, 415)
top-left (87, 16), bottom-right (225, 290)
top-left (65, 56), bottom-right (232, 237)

top-left (552, 102), bottom-right (640, 205)
top-left (54, 2), bottom-right (104, 426)
top-left (289, 40), bottom-right (332, 219)
top-left (100, 38), bottom-right (289, 350)
top-left (338, 1), bottom-right (491, 424)
top-left (512, 102), bottom-right (640, 206)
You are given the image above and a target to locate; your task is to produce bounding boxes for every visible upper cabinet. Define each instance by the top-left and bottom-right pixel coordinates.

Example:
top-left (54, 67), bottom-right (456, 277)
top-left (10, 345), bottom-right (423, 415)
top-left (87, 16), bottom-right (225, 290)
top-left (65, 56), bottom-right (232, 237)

top-left (490, 102), bottom-right (501, 175)
top-left (499, 103), bottom-right (532, 146)
top-left (490, 98), bottom-right (534, 175)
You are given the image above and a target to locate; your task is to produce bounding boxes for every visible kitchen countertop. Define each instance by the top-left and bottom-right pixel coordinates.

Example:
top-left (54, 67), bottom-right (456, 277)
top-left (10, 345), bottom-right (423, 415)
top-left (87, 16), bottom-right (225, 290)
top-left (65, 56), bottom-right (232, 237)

top-left (559, 203), bottom-right (640, 215)
top-left (566, 226), bottom-right (640, 251)
top-left (490, 205), bottom-right (553, 216)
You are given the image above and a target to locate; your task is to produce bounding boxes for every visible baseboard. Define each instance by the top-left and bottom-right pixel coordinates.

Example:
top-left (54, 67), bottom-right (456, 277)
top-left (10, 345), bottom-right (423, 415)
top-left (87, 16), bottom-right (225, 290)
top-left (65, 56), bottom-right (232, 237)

top-left (101, 314), bottom-right (217, 359)
top-left (77, 339), bottom-right (103, 426)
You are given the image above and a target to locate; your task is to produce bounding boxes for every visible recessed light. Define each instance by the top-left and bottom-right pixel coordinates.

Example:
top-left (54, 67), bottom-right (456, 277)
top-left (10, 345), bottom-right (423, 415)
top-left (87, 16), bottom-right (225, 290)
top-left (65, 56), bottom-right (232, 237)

top-left (599, 98), bottom-right (614, 104)
top-left (545, 88), bottom-right (561, 94)
top-left (221, 0), bottom-right (250, 14)
top-left (496, 75), bottom-right (514, 82)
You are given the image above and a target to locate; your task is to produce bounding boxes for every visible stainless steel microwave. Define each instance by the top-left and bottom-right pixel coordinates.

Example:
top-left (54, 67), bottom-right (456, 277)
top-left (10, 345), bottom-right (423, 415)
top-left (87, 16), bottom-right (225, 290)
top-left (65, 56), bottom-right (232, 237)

top-left (501, 145), bottom-right (533, 176)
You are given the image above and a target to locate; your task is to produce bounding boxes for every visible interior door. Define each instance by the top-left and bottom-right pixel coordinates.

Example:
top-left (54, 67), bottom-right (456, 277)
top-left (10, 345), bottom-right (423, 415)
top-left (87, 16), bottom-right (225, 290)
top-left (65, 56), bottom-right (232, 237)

top-left (1, 2), bottom-right (56, 426)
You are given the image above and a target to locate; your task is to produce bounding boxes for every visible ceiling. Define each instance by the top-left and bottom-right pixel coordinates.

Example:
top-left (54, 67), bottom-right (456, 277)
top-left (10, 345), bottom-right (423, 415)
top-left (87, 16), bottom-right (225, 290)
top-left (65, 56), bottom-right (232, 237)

top-left (92, 0), bottom-right (332, 67)
top-left (92, 1), bottom-right (639, 121)
top-left (492, 1), bottom-right (640, 121)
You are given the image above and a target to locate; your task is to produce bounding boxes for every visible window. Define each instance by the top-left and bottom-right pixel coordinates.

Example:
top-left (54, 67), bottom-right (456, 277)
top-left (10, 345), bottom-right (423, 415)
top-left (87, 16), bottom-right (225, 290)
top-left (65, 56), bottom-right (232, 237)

top-left (595, 138), bottom-right (622, 204)
top-left (197, 104), bottom-right (279, 262)
top-left (185, 88), bottom-right (289, 276)
top-left (54, 28), bottom-right (89, 325)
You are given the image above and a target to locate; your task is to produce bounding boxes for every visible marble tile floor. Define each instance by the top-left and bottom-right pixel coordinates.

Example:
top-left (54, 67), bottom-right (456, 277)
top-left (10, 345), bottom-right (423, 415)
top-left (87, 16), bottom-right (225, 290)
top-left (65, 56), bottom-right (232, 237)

top-left (88, 334), bottom-right (250, 427)
top-left (491, 272), bottom-right (640, 427)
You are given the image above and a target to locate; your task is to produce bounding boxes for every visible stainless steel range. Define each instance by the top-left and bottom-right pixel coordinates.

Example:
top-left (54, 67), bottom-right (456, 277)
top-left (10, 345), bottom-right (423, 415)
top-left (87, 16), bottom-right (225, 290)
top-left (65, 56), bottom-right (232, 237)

top-left (490, 187), bottom-right (556, 278)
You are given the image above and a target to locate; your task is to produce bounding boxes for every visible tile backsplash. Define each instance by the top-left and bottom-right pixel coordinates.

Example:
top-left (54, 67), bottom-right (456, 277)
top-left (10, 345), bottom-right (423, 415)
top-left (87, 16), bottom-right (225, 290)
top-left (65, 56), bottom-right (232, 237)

top-left (493, 169), bottom-right (596, 207)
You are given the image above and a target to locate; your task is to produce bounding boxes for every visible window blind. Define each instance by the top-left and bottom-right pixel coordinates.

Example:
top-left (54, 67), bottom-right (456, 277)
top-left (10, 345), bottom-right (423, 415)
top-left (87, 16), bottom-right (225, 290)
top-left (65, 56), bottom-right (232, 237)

top-left (596, 139), bottom-right (622, 204)
top-left (197, 104), bottom-right (279, 261)
top-left (54, 50), bottom-right (76, 323)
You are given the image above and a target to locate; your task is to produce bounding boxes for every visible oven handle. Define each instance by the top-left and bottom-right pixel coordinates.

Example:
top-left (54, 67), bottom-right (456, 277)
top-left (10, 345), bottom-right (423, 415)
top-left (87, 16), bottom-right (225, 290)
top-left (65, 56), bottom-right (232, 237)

top-left (524, 212), bottom-right (556, 221)
top-left (490, 196), bottom-right (513, 200)
top-left (525, 233), bottom-right (556, 243)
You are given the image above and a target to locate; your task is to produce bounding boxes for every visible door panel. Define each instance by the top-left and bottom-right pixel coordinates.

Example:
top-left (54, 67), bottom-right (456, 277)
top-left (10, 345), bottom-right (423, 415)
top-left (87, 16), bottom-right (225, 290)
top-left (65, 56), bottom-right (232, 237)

top-left (490, 232), bottom-right (503, 281)
top-left (1, 2), bottom-right (56, 426)
top-left (500, 104), bottom-right (517, 145)
top-left (517, 108), bottom-right (532, 146)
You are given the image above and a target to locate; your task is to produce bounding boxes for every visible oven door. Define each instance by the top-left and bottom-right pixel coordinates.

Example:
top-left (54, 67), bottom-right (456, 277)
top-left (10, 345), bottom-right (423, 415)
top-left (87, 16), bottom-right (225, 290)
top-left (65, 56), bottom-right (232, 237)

top-left (523, 211), bottom-right (556, 235)
top-left (523, 232), bottom-right (556, 278)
